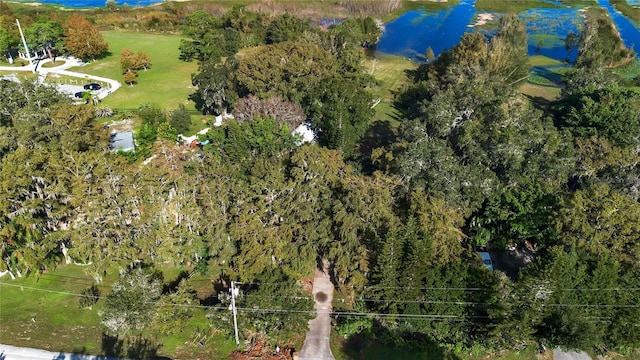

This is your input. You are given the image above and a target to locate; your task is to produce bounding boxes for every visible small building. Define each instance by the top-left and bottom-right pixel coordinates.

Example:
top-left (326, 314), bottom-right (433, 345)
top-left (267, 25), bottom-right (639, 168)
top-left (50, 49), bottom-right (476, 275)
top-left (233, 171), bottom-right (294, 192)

top-left (109, 131), bottom-right (135, 152)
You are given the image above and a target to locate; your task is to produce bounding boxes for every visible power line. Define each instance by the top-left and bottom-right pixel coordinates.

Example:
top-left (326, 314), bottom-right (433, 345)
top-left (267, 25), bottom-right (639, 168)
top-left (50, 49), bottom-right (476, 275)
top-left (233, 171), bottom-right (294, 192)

top-left (4, 281), bottom-right (640, 313)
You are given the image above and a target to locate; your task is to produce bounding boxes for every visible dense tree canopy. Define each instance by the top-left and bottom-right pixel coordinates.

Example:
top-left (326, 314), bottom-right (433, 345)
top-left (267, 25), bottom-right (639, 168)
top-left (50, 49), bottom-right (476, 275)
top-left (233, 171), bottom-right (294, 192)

top-left (2, 7), bottom-right (640, 358)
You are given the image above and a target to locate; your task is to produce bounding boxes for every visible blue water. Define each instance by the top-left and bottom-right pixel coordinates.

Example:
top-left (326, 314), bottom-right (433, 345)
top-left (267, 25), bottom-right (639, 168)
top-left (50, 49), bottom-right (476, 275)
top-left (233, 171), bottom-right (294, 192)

top-left (377, 0), bottom-right (640, 62)
top-left (598, 0), bottom-right (640, 51)
top-left (520, 8), bottom-right (582, 62)
top-left (376, 0), bottom-right (476, 60)
top-left (14, 0), bottom-right (162, 7)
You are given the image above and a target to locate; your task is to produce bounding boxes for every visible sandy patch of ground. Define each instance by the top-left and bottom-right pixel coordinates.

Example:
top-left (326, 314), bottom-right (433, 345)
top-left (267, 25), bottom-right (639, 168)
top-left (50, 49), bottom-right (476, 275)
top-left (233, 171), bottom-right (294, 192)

top-left (469, 13), bottom-right (496, 27)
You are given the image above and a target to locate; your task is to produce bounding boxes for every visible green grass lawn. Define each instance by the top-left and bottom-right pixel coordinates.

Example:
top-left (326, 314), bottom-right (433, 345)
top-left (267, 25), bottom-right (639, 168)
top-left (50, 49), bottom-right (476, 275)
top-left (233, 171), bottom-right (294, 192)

top-left (0, 265), bottom-right (236, 358)
top-left (69, 30), bottom-right (198, 111)
top-left (40, 60), bottom-right (67, 68)
top-left (364, 53), bottom-right (416, 126)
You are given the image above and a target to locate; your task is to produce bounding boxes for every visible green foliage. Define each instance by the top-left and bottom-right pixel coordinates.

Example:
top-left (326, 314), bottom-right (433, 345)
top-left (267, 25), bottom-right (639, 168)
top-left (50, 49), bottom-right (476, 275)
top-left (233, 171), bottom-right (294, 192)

top-left (78, 284), bottom-right (100, 309)
top-left (101, 267), bottom-right (163, 336)
top-left (560, 85), bottom-right (640, 148)
top-left (169, 104), bottom-right (191, 135)
top-left (519, 247), bottom-right (640, 350)
top-left (203, 117), bottom-right (297, 164)
top-left (306, 76), bottom-right (374, 158)
top-left (191, 58), bottom-right (238, 115)
top-left (555, 182), bottom-right (640, 266)
top-left (267, 13), bottom-right (311, 44)
top-left (574, 10), bottom-right (636, 69)
top-left (235, 41), bottom-right (337, 104)
top-left (208, 271), bottom-right (313, 345)
top-left (179, 7), bottom-right (262, 62)
top-left (472, 179), bottom-right (559, 250)
top-left (152, 280), bottom-right (196, 335)
top-left (25, 21), bottom-right (64, 59)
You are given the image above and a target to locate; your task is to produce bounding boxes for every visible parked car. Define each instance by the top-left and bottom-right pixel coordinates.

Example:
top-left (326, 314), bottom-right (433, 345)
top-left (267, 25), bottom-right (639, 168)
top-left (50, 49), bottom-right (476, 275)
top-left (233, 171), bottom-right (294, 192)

top-left (74, 91), bottom-right (86, 98)
top-left (477, 251), bottom-right (494, 271)
top-left (84, 83), bottom-right (101, 90)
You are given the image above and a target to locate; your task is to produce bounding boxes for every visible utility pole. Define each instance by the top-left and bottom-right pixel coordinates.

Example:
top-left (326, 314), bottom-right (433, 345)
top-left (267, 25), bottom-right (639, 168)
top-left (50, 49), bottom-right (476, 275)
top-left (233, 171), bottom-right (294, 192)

top-left (15, 19), bottom-right (33, 66)
top-left (230, 281), bottom-right (240, 346)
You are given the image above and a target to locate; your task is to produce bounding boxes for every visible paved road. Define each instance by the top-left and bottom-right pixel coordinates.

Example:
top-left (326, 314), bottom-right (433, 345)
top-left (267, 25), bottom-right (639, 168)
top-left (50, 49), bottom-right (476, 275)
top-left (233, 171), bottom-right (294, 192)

top-left (0, 343), bottom-right (125, 360)
top-left (297, 264), bottom-right (335, 360)
top-left (0, 57), bottom-right (121, 100)
top-left (554, 347), bottom-right (592, 360)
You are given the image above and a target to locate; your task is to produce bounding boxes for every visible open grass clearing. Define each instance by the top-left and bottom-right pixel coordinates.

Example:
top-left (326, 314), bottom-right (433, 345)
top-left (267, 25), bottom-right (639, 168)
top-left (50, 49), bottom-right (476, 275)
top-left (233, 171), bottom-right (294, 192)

top-left (69, 30), bottom-right (198, 112)
top-left (527, 55), bottom-right (565, 67)
top-left (0, 264), bottom-right (236, 358)
top-left (364, 53), bottom-right (416, 126)
top-left (519, 82), bottom-right (562, 101)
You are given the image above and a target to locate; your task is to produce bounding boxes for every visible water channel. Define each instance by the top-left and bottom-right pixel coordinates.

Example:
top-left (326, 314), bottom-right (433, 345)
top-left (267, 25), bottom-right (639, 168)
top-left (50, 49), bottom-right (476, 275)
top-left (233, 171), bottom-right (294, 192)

top-left (377, 0), bottom-right (640, 62)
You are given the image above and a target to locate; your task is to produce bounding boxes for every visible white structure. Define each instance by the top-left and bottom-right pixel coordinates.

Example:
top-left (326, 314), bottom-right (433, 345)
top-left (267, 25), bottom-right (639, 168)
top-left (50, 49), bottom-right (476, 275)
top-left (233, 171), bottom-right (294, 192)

top-left (110, 131), bottom-right (135, 152)
top-left (16, 19), bottom-right (33, 66)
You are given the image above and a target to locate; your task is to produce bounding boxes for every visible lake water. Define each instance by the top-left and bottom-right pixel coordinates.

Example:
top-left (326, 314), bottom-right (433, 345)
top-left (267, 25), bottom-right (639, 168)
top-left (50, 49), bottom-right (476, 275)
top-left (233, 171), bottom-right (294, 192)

top-left (14, 0), bottom-right (162, 7)
top-left (376, 0), bottom-right (476, 59)
top-left (598, 0), bottom-right (640, 52)
top-left (377, 0), bottom-right (640, 62)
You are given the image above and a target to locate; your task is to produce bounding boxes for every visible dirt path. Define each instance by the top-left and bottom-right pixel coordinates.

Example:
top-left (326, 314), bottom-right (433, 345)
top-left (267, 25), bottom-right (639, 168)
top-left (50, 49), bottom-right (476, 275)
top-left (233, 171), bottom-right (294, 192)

top-left (296, 264), bottom-right (335, 360)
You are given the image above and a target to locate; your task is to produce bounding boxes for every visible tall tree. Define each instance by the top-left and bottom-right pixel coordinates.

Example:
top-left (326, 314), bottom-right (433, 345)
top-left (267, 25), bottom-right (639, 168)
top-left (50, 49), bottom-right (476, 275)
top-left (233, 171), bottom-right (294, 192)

top-left (63, 14), bottom-right (108, 61)
top-left (26, 21), bottom-right (64, 60)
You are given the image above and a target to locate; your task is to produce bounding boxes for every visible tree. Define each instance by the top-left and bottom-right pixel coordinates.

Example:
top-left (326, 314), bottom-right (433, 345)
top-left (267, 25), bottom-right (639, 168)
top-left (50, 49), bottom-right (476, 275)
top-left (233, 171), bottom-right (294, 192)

top-left (152, 280), bottom-right (196, 335)
top-left (232, 95), bottom-right (306, 129)
top-left (178, 10), bottom-right (240, 62)
top-left (191, 58), bottom-right (238, 115)
top-left (123, 70), bottom-right (137, 85)
top-left (560, 85), bottom-right (640, 148)
top-left (306, 76), bottom-right (374, 158)
top-left (235, 41), bottom-right (337, 104)
top-left (63, 14), bottom-right (108, 61)
top-left (425, 46), bottom-right (435, 61)
top-left (134, 51), bottom-right (151, 70)
top-left (101, 268), bottom-right (163, 336)
top-left (120, 49), bottom-right (151, 84)
top-left (105, 0), bottom-right (117, 11)
top-left (555, 182), bottom-right (640, 266)
top-left (169, 104), bottom-right (191, 135)
top-left (266, 13), bottom-right (311, 44)
top-left (26, 21), bottom-right (64, 60)
top-left (120, 49), bottom-right (136, 74)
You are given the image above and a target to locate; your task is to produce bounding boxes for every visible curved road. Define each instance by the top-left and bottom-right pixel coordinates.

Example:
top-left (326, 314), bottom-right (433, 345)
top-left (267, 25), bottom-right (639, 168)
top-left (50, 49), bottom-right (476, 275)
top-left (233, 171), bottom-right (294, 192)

top-left (0, 57), bottom-right (121, 100)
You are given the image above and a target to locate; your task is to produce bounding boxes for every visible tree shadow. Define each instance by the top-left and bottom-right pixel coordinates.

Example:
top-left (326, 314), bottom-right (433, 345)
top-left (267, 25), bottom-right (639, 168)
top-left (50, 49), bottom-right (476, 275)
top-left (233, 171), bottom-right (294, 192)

top-left (188, 92), bottom-right (204, 114)
top-left (126, 335), bottom-right (165, 359)
top-left (101, 333), bottom-right (124, 358)
top-left (358, 120), bottom-right (397, 174)
top-left (101, 332), bottom-right (169, 359)
top-left (338, 321), bottom-right (461, 360)
top-left (163, 269), bottom-right (190, 294)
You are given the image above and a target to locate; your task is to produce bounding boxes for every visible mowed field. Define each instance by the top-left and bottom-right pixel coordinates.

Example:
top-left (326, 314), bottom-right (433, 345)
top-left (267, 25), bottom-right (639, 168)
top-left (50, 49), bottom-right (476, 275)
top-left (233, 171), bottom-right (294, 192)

top-left (0, 265), bottom-right (236, 358)
top-left (364, 53), bottom-right (415, 126)
top-left (70, 30), bottom-right (198, 111)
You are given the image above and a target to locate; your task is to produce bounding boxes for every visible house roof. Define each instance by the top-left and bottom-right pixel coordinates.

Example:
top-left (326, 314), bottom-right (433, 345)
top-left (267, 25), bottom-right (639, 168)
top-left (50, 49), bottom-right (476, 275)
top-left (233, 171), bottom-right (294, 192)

top-left (110, 131), bottom-right (135, 152)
